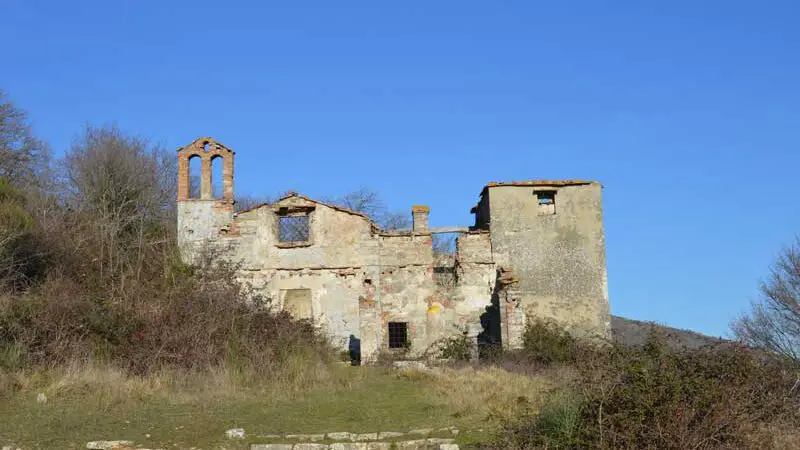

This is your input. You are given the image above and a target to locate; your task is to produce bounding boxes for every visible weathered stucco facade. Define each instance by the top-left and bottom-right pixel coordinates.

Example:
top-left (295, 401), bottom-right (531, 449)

top-left (176, 137), bottom-right (610, 361)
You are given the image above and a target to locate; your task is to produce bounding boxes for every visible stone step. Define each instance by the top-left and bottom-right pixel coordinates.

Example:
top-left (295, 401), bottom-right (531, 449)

top-left (244, 427), bottom-right (459, 443)
top-left (251, 441), bottom-right (458, 450)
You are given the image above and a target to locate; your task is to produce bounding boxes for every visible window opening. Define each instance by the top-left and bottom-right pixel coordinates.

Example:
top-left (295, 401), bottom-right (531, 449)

top-left (432, 232), bottom-right (458, 289)
top-left (211, 156), bottom-right (223, 199)
top-left (279, 215), bottom-right (310, 243)
top-left (188, 155), bottom-right (201, 199)
top-left (388, 322), bottom-right (409, 349)
top-left (536, 190), bottom-right (556, 215)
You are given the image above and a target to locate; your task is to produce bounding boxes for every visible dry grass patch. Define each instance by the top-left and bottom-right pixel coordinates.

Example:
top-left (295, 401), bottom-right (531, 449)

top-left (423, 365), bottom-right (552, 423)
top-left (2, 358), bottom-right (349, 407)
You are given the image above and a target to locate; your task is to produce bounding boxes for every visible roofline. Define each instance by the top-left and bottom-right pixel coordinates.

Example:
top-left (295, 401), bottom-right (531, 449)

top-left (177, 136), bottom-right (235, 154)
top-left (479, 179), bottom-right (601, 196)
top-left (235, 192), bottom-right (383, 231)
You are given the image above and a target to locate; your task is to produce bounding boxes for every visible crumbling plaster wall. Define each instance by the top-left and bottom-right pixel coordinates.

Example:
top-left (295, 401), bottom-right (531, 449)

top-left (177, 195), bottom-right (493, 360)
top-left (452, 232), bottom-right (496, 336)
top-left (177, 200), bottom-right (238, 261)
top-left (375, 233), bottom-right (438, 353)
top-left (487, 184), bottom-right (610, 342)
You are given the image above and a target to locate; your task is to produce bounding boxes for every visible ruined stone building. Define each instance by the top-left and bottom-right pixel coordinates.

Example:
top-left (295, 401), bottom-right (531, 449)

top-left (176, 137), bottom-right (611, 361)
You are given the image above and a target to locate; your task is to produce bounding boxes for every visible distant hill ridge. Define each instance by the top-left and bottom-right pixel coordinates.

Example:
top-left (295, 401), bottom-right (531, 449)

top-left (611, 315), bottom-right (729, 349)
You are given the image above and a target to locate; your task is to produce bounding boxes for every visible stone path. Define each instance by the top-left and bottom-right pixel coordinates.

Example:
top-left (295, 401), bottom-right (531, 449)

top-left (70, 427), bottom-right (463, 450)
top-left (245, 427), bottom-right (460, 449)
top-left (2, 427), bottom-right (467, 450)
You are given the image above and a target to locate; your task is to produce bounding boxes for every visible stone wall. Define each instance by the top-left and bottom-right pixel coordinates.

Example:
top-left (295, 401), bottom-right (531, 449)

top-left (174, 137), bottom-right (611, 359)
top-left (178, 191), bottom-right (489, 360)
top-left (485, 182), bottom-right (610, 342)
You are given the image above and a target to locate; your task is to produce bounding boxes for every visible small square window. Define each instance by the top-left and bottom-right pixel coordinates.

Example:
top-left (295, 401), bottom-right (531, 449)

top-left (536, 191), bottom-right (556, 215)
top-left (279, 215), bottom-right (310, 243)
top-left (537, 191), bottom-right (555, 205)
top-left (388, 322), bottom-right (408, 349)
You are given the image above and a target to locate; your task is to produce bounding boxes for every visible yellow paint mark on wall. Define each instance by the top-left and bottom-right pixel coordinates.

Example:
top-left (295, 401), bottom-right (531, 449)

top-left (427, 303), bottom-right (442, 314)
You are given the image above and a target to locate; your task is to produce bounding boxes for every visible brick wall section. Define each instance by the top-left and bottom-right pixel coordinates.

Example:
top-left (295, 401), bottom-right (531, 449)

top-left (412, 205), bottom-right (430, 232)
top-left (176, 137), bottom-right (235, 201)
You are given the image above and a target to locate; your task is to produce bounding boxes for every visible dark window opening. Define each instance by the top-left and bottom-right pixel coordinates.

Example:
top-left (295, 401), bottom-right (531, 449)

top-left (388, 322), bottom-right (408, 349)
top-left (537, 191), bottom-right (555, 205)
top-left (536, 190), bottom-right (556, 215)
top-left (279, 215), bottom-right (310, 243)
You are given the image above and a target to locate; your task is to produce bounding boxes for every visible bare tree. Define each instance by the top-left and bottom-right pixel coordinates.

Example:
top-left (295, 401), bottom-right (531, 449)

top-left (328, 187), bottom-right (411, 230)
top-left (65, 124), bottom-right (175, 219)
top-left (0, 90), bottom-right (50, 187)
top-left (732, 238), bottom-right (800, 364)
top-left (0, 178), bottom-right (37, 289)
top-left (381, 211), bottom-right (411, 231)
top-left (63, 124), bottom-right (176, 280)
top-left (333, 187), bottom-right (384, 218)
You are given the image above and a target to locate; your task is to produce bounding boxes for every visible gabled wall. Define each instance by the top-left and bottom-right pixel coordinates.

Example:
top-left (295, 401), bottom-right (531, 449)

top-left (177, 191), bottom-right (493, 360)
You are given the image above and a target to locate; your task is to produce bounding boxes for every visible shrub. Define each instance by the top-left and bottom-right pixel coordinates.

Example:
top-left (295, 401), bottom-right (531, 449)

top-left (431, 331), bottom-right (473, 362)
top-left (0, 261), bottom-right (332, 374)
top-left (521, 318), bottom-right (580, 364)
top-left (498, 327), bottom-right (800, 449)
top-left (498, 388), bottom-right (581, 449)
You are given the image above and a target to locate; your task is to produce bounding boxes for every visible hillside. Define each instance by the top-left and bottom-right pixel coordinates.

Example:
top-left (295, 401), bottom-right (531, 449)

top-left (611, 315), bottom-right (729, 349)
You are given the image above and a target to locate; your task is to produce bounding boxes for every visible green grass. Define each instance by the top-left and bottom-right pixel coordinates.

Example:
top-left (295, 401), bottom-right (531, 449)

top-left (0, 364), bottom-right (544, 448)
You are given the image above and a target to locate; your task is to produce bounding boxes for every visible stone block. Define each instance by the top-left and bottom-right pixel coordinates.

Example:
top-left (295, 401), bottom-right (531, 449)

top-left (326, 432), bottom-right (354, 441)
top-left (294, 444), bottom-right (328, 450)
top-left (286, 434), bottom-right (310, 440)
top-left (250, 445), bottom-right (293, 450)
top-left (393, 440), bottom-right (428, 450)
top-left (366, 443), bottom-right (392, 450)
top-left (353, 433), bottom-right (378, 441)
top-left (407, 428), bottom-right (434, 436)
top-left (86, 441), bottom-right (135, 450)
top-left (377, 431), bottom-right (405, 439)
top-left (329, 444), bottom-right (367, 450)
top-left (226, 428), bottom-right (246, 439)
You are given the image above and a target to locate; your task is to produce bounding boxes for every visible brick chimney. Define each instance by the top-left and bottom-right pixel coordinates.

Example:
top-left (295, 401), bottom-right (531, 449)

top-left (412, 205), bottom-right (430, 232)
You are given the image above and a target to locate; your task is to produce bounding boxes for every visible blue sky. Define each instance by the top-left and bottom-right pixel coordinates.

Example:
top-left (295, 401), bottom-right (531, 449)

top-left (2, 1), bottom-right (799, 338)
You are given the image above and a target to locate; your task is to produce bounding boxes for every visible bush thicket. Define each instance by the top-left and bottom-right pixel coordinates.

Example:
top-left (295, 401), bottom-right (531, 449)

top-left (0, 95), bottom-right (333, 377)
top-left (497, 321), bottom-right (800, 449)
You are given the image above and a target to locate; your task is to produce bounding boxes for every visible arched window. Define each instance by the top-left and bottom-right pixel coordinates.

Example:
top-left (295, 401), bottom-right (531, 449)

top-left (188, 155), bottom-right (202, 199)
top-left (211, 155), bottom-right (224, 200)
